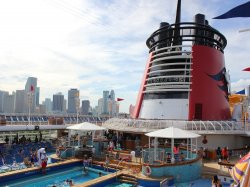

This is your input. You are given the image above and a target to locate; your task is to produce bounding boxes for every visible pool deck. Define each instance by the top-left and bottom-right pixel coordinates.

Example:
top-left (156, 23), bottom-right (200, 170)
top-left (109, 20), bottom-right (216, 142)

top-left (0, 154), bottom-right (237, 186)
top-left (0, 155), bottom-right (81, 178)
top-left (202, 158), bottom-right (237, 178)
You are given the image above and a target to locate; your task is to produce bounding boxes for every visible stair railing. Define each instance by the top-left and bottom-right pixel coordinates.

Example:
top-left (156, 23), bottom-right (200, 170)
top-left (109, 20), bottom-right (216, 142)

top-left (115, 158), bottom-right (127, 179)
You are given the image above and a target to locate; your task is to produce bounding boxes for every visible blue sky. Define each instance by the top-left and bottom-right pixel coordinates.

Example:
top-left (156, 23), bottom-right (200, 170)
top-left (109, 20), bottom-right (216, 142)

top-left (0, 0), bottom-right (249, 113)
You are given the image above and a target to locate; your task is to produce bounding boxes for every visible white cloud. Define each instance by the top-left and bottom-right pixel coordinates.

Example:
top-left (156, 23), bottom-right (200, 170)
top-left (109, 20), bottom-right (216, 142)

top-left (231, 79), bottom-right (250, 93)
top-left (0, 0), bottom-right (249, 113)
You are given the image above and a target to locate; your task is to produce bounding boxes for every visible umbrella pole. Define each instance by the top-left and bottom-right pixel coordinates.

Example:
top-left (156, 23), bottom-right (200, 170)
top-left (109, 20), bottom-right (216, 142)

top-left (78, 134), bottom-right (80, 147)
top-left (92, 131), bottom-right (95, 145)
top-left (190, 138), bottom-right (192, 158)
top-left (195, 138), bottom-right (197, 154)
top-left (171, 138), bottom-right (174, 163)
top-left (154, 137), bottom-right (157, 161)
top-left (68, 130), bottom-right (71, 147)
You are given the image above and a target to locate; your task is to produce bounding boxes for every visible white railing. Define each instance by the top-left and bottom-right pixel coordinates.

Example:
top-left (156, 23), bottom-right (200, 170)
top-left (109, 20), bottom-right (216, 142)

top-left (103, 118), bottom-right (249, 134)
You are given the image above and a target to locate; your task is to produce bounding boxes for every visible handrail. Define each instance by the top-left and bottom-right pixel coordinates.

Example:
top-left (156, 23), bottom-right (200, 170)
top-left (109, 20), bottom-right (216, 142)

top-left (59, 147), bottom-right (75, 159)
top-left (115, 158), bottom-right (127, 179)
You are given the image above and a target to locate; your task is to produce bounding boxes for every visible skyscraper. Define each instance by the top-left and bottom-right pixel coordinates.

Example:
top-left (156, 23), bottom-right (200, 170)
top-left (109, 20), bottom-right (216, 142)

top-left (103, 91), bottom-right (109, 114)
top-left (0, 90), bottom-right (8, 113)
top-left (98, 98), bottom-right (103, 116)
top-left (36, 87), bottom-right (40, 106)
top-left (44, 98), bottom-right (52, 113)
top-left (15, 90), bottom-right (26, 113)
top-left (68, 89), bottom-right (80, 113)
top-left (53, 93), bottom-right (64, 113)
top-left (108, 90), bottom-right (117, 117)
top-left (3, 92), bottom-right (15, 113)
top-left (81, 100), bottom-right (90, 115)
top-left (25, 77), bottom-right (37, 113)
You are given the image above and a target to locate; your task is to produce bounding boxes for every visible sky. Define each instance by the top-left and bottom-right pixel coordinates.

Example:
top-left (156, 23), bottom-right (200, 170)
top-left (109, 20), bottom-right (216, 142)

top-left (0, 0), bottom-right (249, 113)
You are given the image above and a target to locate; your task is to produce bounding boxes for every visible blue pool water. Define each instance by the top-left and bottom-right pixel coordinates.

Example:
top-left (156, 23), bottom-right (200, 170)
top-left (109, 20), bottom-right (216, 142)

top-left (97, 178), bottom-right (231, 187)
top-left (172, 178), bottom-right (231, 187)
top-left (1, 166), bottom-right (109, 187)
top-left (105, 182), bottom-right (133, 187)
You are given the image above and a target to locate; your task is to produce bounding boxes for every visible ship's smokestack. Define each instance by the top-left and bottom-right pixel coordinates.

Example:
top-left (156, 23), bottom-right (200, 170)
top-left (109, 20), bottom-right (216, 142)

top-left (194, 14), bottom-right (205, 45)
top-left (157, 22), bottom-right (170, 49)
top-left (172, 0), bottom-right (182, 48)
top-left (175, 0), bottom-right (181, 24)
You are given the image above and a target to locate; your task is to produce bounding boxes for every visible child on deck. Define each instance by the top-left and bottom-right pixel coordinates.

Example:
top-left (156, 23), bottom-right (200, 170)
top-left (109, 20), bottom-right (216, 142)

top-left (104, 154), bottom-right (110, 171)
top-left (41, 158), bottom-right (47, 174)
top-left (83, 155), bottom-right (89, 169)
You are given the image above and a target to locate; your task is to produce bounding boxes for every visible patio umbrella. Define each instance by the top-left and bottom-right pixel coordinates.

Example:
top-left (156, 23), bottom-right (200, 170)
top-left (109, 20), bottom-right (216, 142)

top-left (145, 126), bottom-right (200, 162)
top-left (66, 122), bottom-right (106, 146)
top-left (229, 152), bottom-right (250, 187)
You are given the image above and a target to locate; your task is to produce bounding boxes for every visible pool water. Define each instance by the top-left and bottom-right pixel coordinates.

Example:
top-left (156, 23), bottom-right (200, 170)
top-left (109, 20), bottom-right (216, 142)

top-left (172, 178), bottom-right (231, 187)
top-left (105, 182), bottom-right (134, 187)
top-left (1, 166), bottom-right (109, 187)
top-left (103, 178), bottom-right (231, 187)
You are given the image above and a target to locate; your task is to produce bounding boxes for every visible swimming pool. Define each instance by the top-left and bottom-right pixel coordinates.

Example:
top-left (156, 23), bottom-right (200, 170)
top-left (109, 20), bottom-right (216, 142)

top-left (105, 182), bottom-right (134, 187)
top-left (172, 178), bottom-right (231, 187)
top-left (93, 177), bottom-right (232, 187)
top-left (0, 166), bottom-right (109, 187)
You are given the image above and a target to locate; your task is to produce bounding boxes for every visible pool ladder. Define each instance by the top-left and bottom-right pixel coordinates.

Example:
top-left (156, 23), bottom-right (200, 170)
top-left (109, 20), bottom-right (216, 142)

top-left (118, 174), bottom-right (138, 186)
top-left (115, 159), bottom-right (138, 186)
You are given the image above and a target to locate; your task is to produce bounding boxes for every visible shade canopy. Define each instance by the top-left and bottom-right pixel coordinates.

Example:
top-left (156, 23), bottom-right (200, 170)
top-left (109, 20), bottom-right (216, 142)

top-left (66, 122), bottom-right (106, 131)
top-left (229, 152), bottom-right (250, 186)
top-left (145, 126), bottom-right (200, 139)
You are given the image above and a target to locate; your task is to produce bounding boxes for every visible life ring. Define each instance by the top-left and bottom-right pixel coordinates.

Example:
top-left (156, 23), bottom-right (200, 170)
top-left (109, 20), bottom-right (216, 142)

top-left (131, 167), bottom-right (140, 174)
top-left (144, 166), bottom-right (151, 176)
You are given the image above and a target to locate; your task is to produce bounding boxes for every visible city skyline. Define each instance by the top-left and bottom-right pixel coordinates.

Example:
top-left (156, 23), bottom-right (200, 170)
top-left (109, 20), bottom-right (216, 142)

top-left (0, 77), bottom-right (120, 116)
top-left (0, 0), bottom-right (249, 113)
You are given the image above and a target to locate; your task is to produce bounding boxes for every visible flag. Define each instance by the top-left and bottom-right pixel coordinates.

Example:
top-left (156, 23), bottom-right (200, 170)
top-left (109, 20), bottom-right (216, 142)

top-left (243, 67), bottom-right (250, 71)
top-left (229, 152), bottom-right (250, 186)
top-left (213, 1), bottom-right (250, 19)
top-left (117, 98), bottom-right (124, 101)
top-left (30, 85), bottom-right (34, 92)
top-left (236, 89), bottom-right (245, 95)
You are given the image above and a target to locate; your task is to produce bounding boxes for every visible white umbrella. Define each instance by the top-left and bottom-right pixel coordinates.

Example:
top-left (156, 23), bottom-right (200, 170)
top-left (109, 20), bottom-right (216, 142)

top-left (66, 122), bottom-right (106, 131)
top-left (145, 127), bottom-right (200, 162)
top-left (145, 126), bottom-right (200, 139)
top-left (66, 122), bottom-right (106, 147)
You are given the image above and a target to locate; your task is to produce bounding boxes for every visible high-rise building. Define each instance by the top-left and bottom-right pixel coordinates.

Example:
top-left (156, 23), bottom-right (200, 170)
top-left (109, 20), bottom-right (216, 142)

top-left (44, 98), bottom-right (52, 113)
top-left (63, 99), bottom-right (67, 113)
top-left (3, 92), bottom-right (15, 113)
top-left (110, 90), bottom-right (115, 100)
top-left (81, 100), bottom-right (90, 115)
top-left (24, 77), bottom-right (37, 113)
top-left (0, 90), bottom-right (8, 113)
top-left (36, 87), bottom-right (40, 106)
top-left (92, 106), bottom-right (98, 116)
top-left (103, 91), bottom-right (109, 114)
top-left (53, 93), bottom-right (64, 112)
top-left (39, 104), bottom-right (46, 114)
top-left (108, 90), bottom-right (117, 116)
top-left (15, 90), bottom-right (26, 113)
top-left (97, 98), bottom-right (103, 116)
top-left (68, 89), bottom-right (80, 113)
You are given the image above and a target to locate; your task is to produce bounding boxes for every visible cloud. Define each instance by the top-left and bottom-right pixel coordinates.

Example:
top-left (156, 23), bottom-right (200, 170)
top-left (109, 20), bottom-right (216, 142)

top-left (0, 0), bottom-right (249, 113)
top-left (231, 79), bottom-right (250, 93)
